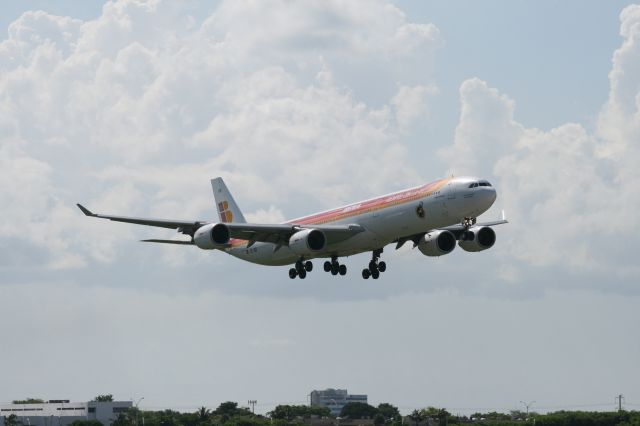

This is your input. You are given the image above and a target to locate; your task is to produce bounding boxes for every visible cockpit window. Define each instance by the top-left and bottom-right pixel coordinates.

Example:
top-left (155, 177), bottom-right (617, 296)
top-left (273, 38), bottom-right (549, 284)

top-left (469, 180), bottom-right (492, 188)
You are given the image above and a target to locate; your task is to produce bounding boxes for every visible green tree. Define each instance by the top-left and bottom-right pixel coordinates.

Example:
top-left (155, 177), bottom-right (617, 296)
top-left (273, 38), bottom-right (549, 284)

top-left (340, 402), bottom-right (378, 419)
top-left (93, 395), bottom-right (114, 402)
top-left (269, 405), bottom-right (330, 420)
top-left (214, 402), bottom-right (251, 417)
top-left (197, 407), bottom-right (211, 422)
top-left (4, 415), bottom-right (20, 426)
top-left (12, 398), bottom-right (44, 404)
top-left (211, 402), bottom-right (252, 424)
top-left (226, 418), bottom-right (270, 426)
top-left (377, 404), bottom-right (401, 422)
top-left (409, 410), bottom-right (424, 426)
top-left (374, 414), bottom-right (386, 426)
top-left (70, 421), bottom-right (103, 426)
top-left (111, 413), bottom-right (131, 426)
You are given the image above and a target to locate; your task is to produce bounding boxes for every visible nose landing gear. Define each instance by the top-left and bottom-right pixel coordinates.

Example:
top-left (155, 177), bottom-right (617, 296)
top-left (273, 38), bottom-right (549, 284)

top-left (362, 248), bottom-right (386, 279)
top-left (462, 217), bottom-right (477, 227)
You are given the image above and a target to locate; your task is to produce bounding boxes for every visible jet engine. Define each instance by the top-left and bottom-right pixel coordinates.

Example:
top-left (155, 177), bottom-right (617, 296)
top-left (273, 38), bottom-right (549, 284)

top-left (193, 223), bottom-right (230, 249)
top-left (289, 229), bottom-right (326, 255)
top-left (458, 226), bottom-right (496, 252)
top-left (418, 230), bottom-right (456, 257)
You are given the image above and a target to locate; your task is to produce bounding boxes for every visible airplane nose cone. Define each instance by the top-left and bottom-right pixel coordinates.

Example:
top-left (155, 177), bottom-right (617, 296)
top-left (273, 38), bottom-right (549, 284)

top-left (482, 187), bottom-right (497, 210)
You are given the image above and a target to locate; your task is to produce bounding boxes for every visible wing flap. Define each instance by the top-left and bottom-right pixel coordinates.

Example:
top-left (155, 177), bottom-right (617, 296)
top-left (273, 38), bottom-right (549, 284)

top-left (141, 239), bottom-right (195, 245)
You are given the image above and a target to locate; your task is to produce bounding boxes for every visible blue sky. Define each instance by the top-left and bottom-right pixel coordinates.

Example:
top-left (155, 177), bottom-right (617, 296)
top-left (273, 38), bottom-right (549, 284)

top-left (1, 0), bottom-right (639, 415)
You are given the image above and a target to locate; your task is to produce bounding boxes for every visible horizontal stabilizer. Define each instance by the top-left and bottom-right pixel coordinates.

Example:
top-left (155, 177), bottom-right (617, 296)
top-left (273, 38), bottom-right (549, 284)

top-left (141, 239), bottom-right (194, 245)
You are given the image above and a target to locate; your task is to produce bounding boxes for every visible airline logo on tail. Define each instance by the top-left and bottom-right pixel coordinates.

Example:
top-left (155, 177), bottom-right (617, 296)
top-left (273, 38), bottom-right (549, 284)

top-left (218, 201), bottom-right (233, 223)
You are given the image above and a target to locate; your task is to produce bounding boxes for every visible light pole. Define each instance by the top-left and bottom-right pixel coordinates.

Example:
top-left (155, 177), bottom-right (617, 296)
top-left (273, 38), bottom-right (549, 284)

top-left (135, 397), bottom-right (145, 426)
top-left (519, 401), bottom-right (536, 419)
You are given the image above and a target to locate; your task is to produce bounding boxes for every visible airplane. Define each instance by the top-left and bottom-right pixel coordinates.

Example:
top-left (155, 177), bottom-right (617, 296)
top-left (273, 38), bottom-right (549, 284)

top-left (77, 176), bottom-right (507, 279)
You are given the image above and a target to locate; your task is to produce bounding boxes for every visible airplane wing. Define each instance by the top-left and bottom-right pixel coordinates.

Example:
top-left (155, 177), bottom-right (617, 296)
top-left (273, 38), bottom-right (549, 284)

top-left (77, 204), bottom-right (363, 246)
top-left (440, 218), bottom-right (509, 237)
top-left (440, 210), bottom-right (509, 238)
top-left (77, 204), bottom-right (207, 236)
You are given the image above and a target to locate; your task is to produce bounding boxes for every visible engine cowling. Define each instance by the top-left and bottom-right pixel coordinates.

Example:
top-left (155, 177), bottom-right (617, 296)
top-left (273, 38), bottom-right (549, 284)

top-left (458, 226), bottom-right (496, 252)
top-left (193, 223), bottom-right (230, 249)
top-left (418, 230), bottom-right (456, 257)
top-left (288, 229), bottom-right (326, 255)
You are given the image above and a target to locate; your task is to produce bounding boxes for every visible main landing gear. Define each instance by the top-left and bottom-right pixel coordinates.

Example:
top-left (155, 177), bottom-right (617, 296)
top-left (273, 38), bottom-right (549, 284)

top-left (288, 251), bottom-right (388, 280)
top-left (362, 248), bottom-right (386, 280)
top-left (323, 256), bottom-right (347, 276)
top-left (289, 258), bottom-right (313, 279)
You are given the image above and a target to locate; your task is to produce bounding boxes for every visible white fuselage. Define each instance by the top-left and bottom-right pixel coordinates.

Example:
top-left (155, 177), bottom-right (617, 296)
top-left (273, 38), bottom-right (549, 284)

top-left (224, 176), bottom-right (497, 266)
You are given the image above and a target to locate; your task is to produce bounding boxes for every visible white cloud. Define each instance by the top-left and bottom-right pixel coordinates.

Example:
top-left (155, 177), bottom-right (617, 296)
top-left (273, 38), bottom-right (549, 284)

top-left (0, 0), bottom-right (441, 270)
top-left (438, 78), bottom-right (523, 177)
top-left (245, 206), bottom-right (286, 224)
top-left (391, 84), bottom-right (438, 131)
top-left (436, 7), bottom-right (640, 287)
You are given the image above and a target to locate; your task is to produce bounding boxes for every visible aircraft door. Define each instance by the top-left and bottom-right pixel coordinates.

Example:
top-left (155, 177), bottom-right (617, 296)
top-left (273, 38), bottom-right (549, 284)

top-left (439, 183), bottom-right (451, 218)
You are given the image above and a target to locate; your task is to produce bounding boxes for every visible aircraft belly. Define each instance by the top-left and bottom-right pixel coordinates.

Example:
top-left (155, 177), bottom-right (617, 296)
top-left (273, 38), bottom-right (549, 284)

top-left (321, 229), bottom-right (381, 257)
top-left (227, 243), bottom-right (298, 266)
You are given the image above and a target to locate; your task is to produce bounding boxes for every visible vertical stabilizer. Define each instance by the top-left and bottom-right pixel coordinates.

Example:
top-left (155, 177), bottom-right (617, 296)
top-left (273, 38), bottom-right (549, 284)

top-left (211, 177), bottom-right (246, 223)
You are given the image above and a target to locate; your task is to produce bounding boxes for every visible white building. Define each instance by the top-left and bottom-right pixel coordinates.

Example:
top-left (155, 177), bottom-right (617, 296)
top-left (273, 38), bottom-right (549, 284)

top-left (0, 400), bottom-right (132, 426)
top-left (310, 389), bottom-right (368, 417)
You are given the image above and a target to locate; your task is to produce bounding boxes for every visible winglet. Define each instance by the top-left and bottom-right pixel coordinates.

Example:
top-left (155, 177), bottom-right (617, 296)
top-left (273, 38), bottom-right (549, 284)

top-left (501, 209), bottom-right (507, 221)
top-left (77, 203), bottom-right (96, 217)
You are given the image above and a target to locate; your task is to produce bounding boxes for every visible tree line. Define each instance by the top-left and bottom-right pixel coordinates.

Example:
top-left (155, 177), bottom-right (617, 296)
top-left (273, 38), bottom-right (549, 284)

top-left (3, 399), bottom-right (640, 426)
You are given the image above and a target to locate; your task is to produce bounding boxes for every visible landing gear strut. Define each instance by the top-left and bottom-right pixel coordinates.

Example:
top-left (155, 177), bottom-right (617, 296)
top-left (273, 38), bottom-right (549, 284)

top-left (289, 258), bottom-right (313, 279)
top-left (362, 248), bottom-right (386, 280)
top-left (323, 256), bottom-right (347, 276)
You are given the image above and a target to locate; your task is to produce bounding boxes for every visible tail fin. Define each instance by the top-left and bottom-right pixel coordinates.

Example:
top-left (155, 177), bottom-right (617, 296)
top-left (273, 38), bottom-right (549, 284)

top-left (210, 177), bottom-right (246, 224)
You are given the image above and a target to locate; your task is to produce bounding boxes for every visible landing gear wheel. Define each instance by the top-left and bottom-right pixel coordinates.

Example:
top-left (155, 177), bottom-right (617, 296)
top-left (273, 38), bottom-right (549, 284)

top-left (305, 261), bottom-right (313, 272)
top-left (323, 261), bottom-right (332, 272)
top-left (298, 269), bottom-right (307, 279)
top-left (364, 248), bottom-right (384, 278)
top-left (339, 264), bottom-right (347, 276)
top-left (331, 264), bottom-right (339, 275)
top-left (289, 268), bottom-right (297, 279)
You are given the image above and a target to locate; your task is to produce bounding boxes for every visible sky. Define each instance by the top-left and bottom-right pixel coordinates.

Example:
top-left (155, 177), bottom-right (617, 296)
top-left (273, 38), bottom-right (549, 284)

top-left (1, 0), bottom-right (639, 416)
